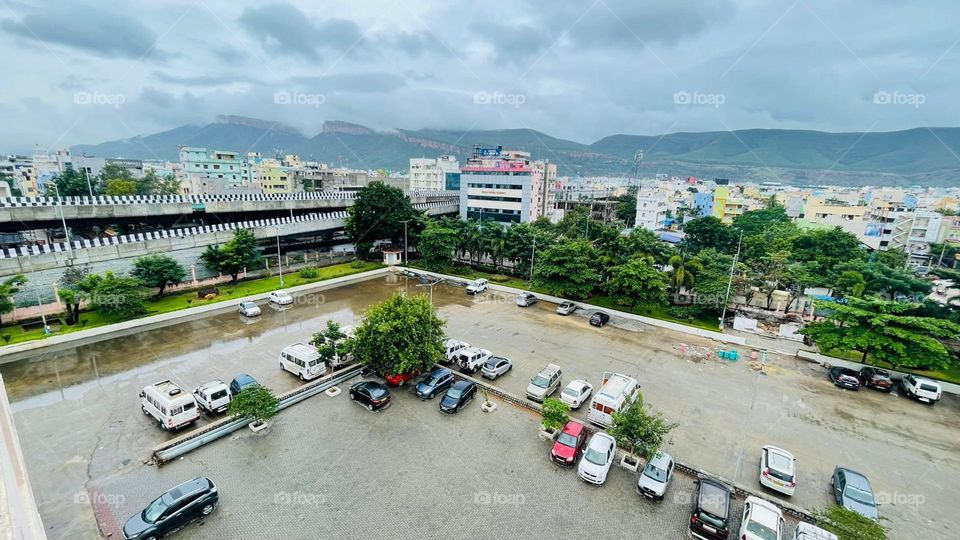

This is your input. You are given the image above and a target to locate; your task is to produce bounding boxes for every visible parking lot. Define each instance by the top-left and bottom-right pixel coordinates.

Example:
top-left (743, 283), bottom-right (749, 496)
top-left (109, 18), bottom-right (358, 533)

top-left (3, 273), bottom-right (959, 539)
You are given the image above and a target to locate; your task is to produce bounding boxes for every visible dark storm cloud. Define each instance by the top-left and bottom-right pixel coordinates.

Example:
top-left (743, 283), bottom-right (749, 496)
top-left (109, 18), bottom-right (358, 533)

top-left (1, 4), bottom-right (164, 59)
top-left (237, 2), bottom-right (365, 61)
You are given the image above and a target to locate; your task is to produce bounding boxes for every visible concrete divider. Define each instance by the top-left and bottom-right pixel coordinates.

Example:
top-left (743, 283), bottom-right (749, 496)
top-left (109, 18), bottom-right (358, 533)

top-left (796, 349), bottom-right (960, 396)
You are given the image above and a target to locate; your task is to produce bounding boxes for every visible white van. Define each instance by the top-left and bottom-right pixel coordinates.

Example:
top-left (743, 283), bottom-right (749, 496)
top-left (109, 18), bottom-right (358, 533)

top-left (793, 522), bottom-right (838, 540)
top-left (279, 342), bottom-right (325, 381)
top-left (140, 380), bottom-right (201, 431)
top-left (586, 372), bottom-right (641, 428)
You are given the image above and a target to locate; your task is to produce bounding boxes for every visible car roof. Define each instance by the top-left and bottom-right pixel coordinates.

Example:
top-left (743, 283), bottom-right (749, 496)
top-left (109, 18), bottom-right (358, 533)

top-left (744, 496), bottom-right (783, 526)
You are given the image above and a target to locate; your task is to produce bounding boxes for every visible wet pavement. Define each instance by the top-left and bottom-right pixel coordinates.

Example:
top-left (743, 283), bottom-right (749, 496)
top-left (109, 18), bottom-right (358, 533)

top-left (3, 274), bottom-right (959, 539)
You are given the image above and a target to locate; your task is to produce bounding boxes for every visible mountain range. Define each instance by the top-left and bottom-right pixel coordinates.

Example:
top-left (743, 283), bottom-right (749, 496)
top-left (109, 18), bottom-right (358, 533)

top-left (72, 115), bottom-right (960, 187)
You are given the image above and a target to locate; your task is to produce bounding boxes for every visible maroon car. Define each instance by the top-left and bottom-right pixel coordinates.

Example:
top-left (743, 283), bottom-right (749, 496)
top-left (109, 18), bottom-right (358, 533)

top-left (551, 421), bottom-right (588, 466)
top-left (858, 367), bottom-right (893, 392)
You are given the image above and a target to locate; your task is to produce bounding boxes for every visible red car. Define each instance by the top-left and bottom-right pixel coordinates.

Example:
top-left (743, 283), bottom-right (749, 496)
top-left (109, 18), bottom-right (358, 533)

top-left (384, 371), bottom-right (419, 386)
top-left (551, 421), bottom-right (588, 466)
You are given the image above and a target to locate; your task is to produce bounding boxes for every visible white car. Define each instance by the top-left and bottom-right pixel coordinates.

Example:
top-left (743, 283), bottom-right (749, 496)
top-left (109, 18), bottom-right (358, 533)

top-left (760, 445), bottom-right (797, 496)
top-left (465, 279), bottom-right (488, 295)
top-left (238, 301), bottom-right (261, 317)
top-left (559, 380), bottom-right (593, 409)
top-left (577, 432), bottom-right (616, 485)
top-left (268, 291), bottom-right (294, 305)
top-left (739, 496), bottom-right (784, 540)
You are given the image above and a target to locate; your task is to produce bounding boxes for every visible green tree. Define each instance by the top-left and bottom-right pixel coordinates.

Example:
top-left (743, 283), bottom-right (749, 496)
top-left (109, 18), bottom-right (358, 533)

top-left (609, 396), bottom-right (678, 459)
top-left (345, 181), bottom-right (419, 246)
top-left (802, 298), bottom-right (960, 369)
top-left (615, 194), bottom-right (637, 227)
top-left (540, 398), bottom-right (570, 431)
top-left (131, 254), bottom-right (187, 297)
top-left (199, 228), bottom-right (263, 283)
top-left (311, 320), bottom-right (351, 368)
top-left (349, 292), bottom-right (446, 377)
top-left (418, 222), bottom-right (460, 271)
top-left (0, 274), bottom-right (26, 326)
top-left (605, 255), bottom-right (669, 307)
top-left (813, 505), bottom-right (889, 540)
top-left (228, 384), bottom-right (279, 425)
top-left (681, 217), bottom-right (737, 254)
top-left (91, 272), bottom-right (146, 319)
top-left (532, 239), bottom-right (598, 299)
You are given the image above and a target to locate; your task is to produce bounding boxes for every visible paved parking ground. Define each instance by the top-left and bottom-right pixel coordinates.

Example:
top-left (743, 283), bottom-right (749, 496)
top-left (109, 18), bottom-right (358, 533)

top-left (3, 274), bottom-right (958, 539)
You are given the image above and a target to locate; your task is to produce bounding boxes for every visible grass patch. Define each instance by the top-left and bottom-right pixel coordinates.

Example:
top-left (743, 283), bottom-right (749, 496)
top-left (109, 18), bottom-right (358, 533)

top-left (1, 261), bottom-right (383, 348)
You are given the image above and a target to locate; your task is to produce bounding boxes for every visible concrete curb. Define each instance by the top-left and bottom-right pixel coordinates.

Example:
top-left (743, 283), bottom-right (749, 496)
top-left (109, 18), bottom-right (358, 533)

top-left (409, 269), bottom-right (747, 346)
top-left (796, 349), bottom-right (960, 396)
top-left (0, 267), bottom-right (391, 364)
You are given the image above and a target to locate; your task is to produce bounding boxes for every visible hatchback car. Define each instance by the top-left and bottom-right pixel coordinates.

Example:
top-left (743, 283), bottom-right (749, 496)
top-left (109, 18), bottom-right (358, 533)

top-left (268, 291), bottom-right (294, 305)
top-left (559, 380), bottom-right (593, 409)
top-left (589, 311), bottom-right (610, 327)
top-left (759, 445), bottom-right (797, 496)
top-left (122, 477), bottom-right (218, 540)
top-left (739, 496), bottom-right (784, 540)
top-left (480, 356), bottom-right (513, 380)
top-left (440, 380), bottom-right (477, 414)
top-left (577, 432), bottom-right (616, 485)
top-left (831, 466), bottom-right (878, 520)
top-left (416, 368), bottom-right (454, 399)
top-left (857, 367), bottom-right (893, 392)
top-left (689, 476), bottom-right (732, 540)
top-left (516, 292), bottom-right (538, 307)
top-left (550, 421), bottom-right (588, 466)
top-left (827, 366), bottom-right (860, 390)
top-left (637, 451), bottom-right (675, 500)
top-left (349, 381), bottom-right (391, 412)
top-left (238, 301), bottom-right (261, 317)
top-left (556, 300), bottom-right (578, 315)
top-left (228, 373), bottom-right (258, 396)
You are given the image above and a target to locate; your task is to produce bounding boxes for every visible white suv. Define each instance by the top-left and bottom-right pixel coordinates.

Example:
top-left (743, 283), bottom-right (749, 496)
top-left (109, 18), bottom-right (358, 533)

top-left (899, 375), bottom-right (941, 404)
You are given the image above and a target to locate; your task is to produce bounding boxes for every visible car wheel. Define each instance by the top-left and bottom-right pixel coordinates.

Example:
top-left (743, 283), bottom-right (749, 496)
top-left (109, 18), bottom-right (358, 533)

top-left (201, 503), bottom-right (215, 516)
top-left (367, 403), bottom-right (374, 412)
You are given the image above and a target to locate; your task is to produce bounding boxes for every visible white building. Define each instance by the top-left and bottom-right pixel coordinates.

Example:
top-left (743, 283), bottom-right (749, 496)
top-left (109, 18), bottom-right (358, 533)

top-left (409, 155), bottom-right (459, 191)
top-left (635, 188), bottom-right (668, 231)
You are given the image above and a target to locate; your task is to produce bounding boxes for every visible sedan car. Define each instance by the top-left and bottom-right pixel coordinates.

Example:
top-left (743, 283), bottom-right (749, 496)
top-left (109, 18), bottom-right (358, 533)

top-left (228, 373), bottom-right (258, 396)
top-left (480, 356), bottom-right (513, 380)
top-left (550, 421), bottom-right (588, 466)
top-left (123, 477), bottom-right (218, 540)
top-left (759, 445), bottom-right (797, 496)
top-left (589, 311), bottom-right (611, 327)
top-left (516, 292), bottom-right (538, 307)
top-left (238, 301), bottom-right (261, 317)
top-left (439, 380), bottom-right (477, 414)
top-left (577, 432), bottom-right (616, 485)
top-left (739, 496), bottom-right (784, 540)
top-left (827, 366), bottom-right (861, 390)
top-left (556, 300), bottom-right (578, 315)
top-left (268, 290), bottom-right (294, 305)
top-left (831, 467), bottom-right (879, 520)
top-left (559, 380), bottom-right (593, 410)
top-left (416, 368), bottom-right (454, 399)
top-left (857, 367), bottom-right (893, 392)
top-left (349, 381), bottom-right (391, 412)
top-left (637, 451), bottom-right (675, 500)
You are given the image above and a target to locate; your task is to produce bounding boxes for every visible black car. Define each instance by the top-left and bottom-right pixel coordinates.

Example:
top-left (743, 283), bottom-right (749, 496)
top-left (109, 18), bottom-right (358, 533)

top-left (349, 381), bottom-right (391, 411)
top-left (416, 367), bottom-right (455, 399)
top-left (123, 477), bottom-right (218, 540)
top-left (828, 366), bottom-right (861, 390)
top-left (439, 380), bottom-right (477, 414)
top-left (229, 373), bottom-right (259, 395)
top-left (858, 367), bottom-right (893, 392)
top-left (589, 312), bottom-right (610, 327)
top-left (688, 476), bottom-right (732, 540)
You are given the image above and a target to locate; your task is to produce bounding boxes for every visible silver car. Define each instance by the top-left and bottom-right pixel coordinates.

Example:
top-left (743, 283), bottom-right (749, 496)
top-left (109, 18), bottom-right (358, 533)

top-left (480, 356), bottom-right (512, 380)
top-left (637, 451), bottom-right (675, 501)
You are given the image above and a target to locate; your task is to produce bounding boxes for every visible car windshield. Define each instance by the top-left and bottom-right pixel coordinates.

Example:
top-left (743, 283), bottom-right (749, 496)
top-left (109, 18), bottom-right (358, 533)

top-left (642, 462), bottom-right (667, 482)
top-left (584, 447), bottom-right (607, 466)
top-left (556, 432), bottom-right (578, 447)
top-left (142, 494), bottom-right (171, 523)
top-left (745, 521), bottom-right (778, 540)
top-left (531, 375), bottom-right (550, 388)
top-left (447, 387), bottom-right (463, 399)
top-left (844, 485), bottom-right (875, 505)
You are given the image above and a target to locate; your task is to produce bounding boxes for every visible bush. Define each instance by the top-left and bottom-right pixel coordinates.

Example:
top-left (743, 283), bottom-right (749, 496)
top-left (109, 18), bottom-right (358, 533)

top-left (541, 398), bottom-right (570, 431)
top-left (299, 267), bottom-right (320, 279)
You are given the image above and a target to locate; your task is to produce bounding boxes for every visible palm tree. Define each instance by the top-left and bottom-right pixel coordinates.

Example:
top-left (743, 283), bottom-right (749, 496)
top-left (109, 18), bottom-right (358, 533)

top-left (668, 255), bottom-right (701, 293)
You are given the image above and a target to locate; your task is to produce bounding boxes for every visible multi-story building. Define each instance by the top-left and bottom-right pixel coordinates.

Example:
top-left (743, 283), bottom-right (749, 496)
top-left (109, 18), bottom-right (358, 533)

top-left (459, 146), bottom-right (554, 224)
top-left (635, 188), bottom-right (668, 231)
top-left (179, 147), bottom-right (245, 195)
top-left (409, 155), bottom-right (459, 191)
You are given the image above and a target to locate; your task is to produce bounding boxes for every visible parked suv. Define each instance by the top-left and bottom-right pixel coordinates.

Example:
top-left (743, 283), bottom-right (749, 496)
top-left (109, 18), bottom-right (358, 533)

top-left (827, 366), bottom-right (860, 390)
top-left (857, 367), bottom-right (893, 392)
top-left (689, 476), bottom-right (732, 540)
top-left (899, 375), bottom-right (941, 404)
top-left (123, 477), bottom-right (218, 540)
top-left (526, 363), bottom-right (562, 402)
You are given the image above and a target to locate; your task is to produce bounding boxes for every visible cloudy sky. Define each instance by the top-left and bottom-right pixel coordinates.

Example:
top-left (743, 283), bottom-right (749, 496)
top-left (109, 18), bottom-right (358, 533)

top-left (1, 0), bottom-right (958, 152)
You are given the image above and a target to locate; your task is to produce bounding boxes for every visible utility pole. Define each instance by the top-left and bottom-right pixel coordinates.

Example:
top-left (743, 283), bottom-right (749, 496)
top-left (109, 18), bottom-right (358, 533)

top-left (719, 230), bottom-right (744, 331)
top-left (400, 219), bottom-right (412, 266)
